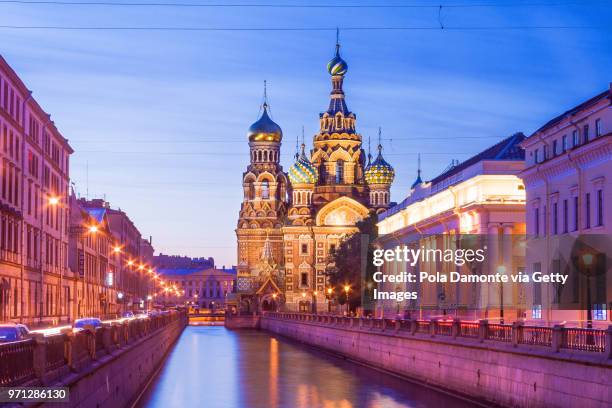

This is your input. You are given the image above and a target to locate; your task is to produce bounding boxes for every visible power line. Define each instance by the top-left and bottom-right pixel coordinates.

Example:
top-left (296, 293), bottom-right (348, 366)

top-left (0, 0), bottom-right (603, 8)
top-left (0, 24), bottom-right (606, 31)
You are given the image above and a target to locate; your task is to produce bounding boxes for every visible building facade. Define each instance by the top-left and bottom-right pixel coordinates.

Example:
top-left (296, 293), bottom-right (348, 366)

top-left (519, 84), bottom-right (611, 328)
top-left (68, 196), bottom-right (155, 319)
top-left (236, 41), bottom-right (395, 312)
top-left (0, 56), bottom-right (74, 326)
top-left (158, 267), bottom-right (236, 310)
top-left (376, 134), bottom-right (527, 321)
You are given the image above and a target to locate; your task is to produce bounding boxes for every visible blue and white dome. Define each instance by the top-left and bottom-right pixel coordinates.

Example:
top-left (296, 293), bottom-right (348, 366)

top-left (288, 144), bottom-right (318, 185)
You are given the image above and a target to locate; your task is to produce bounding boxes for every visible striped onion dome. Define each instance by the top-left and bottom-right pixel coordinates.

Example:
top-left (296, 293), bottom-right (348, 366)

top-left (327, 43), bottom-right (348, 76)
top-left (365, 145), bottom-right (395, 185)
top-left (288, 144), bottom-right (318, 185)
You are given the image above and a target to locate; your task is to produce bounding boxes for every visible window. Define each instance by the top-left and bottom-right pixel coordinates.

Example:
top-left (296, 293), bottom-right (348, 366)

top-left (597, 189), bottom-right (603, 226)
top-left (534, 207), bottom-right (540, 236)
top-left (543, 145), bottom-right (548, 160)
top-left (543, 205), bottom-right (547, 235)
top-left (532, 262), bottom-right (542, 319)
top-left (552, 140), bottom-right (558, 156)
top-left (583, 124), bottom-right (589, 143)
top-left (593, 304), bottom-right (607, 321)
top-left (595, 118), bottom-right (602, 137)
top-left (300, 272), bottom-right (308, 286)
top-left (335, 160), bottom-right (344, 184)
top-left (585, 193), bottom-right (591, 229)
top-left (553, 202), bottom-right (558, 235)
top-left (572, 129), bottom-right (580, 147)
top-left (531, 304), bottom-right (542, 319)
top-left (573, 196), bottom-right (579, 231)
top-left (329, 244), bottom-right (336, 253)
top-left (301, 243), bottom-right (308, 255)
top-left (563, 199), bottom-right (568, 233)
top-left (562, 135), bottom-right (568, 152)
top-left (534, 148), bottom-right (539, 164)
top-left (261, 181), bottom-right (269, 199)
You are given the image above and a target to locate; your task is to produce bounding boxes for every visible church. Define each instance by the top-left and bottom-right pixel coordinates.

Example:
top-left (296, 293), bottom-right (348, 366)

top-left (236, 40), bottom-right (395, 312)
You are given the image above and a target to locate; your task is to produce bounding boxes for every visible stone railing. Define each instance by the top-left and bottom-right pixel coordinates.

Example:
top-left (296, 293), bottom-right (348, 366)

top-left (264, 312), bottom-right (612, 358)
top-left (0, 311), bottom-right (187, 387)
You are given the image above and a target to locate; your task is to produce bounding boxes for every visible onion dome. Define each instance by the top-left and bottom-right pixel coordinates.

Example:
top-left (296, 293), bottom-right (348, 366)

top-left (327, 43), bottom-right (348, 76)
top-left (365, 144), bottom-right (395, 185)
top-left (248, 103), bottom-right (283, 142)
top-left (288, 144), bottom-right (318, 185)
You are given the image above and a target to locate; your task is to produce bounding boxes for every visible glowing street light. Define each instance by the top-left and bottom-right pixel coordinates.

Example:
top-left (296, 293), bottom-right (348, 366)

top-left (113, 245), bottom-right (122, 254)
top-left (48, 197), bottom-right (60, 206)
top-left (127, 260), bottom-right (134, 266)
top-left (138, 264), bottom-right (145, 271)
top-left (89, 225), bottom-right (98, 233)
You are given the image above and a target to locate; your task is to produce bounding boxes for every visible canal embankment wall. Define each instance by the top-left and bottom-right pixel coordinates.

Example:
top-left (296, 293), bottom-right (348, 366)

top-left (261, 314), bottom-right (612, 408)
top-left (2, 312), bottom-right (188, 408)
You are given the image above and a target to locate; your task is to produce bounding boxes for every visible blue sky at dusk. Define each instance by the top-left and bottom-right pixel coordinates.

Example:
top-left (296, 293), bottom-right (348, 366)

top-left (1, 0), bottom-right (611, 266)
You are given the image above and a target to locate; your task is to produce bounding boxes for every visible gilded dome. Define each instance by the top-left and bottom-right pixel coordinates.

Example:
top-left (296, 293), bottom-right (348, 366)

top-left (288, 144), bottom-right (318, 185)
top-left (365, 145), bottom-right (395, 185)
top-left (248, 103), bottom-right (283, 142)
top-left (327, 44), bottom-right (348, 76)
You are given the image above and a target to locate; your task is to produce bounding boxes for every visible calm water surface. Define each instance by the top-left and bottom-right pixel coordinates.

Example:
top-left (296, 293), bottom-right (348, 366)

top-left (138, 326), bottom-right (479, 408)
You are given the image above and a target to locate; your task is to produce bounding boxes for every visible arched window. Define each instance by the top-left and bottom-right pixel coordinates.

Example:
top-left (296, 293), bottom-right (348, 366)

top-left (261, 181), bottom-right (270, 199)
top-left (248, 183), bottom-right (255, 200)
top-left (336, 160), bottom-right (344, 184)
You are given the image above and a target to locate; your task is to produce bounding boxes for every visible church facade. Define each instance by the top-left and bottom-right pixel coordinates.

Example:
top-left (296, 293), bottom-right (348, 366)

top-left (236, 42), bottom-right (395, 312)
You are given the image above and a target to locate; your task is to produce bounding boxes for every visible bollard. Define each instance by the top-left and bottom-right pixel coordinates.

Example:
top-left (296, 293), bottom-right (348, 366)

top-left (478, 319), bottom-right (488, 343)
top-left (552, 324), bottom-right (564, 353)
top-left (410, 319), bottom-right (417, 336)
top-left (102, 325), bottom-right (113, 353)
top-left (430, 318), bottom-right (437, 338)
top-left (31, 333), bottom-right (48, 385)
top-left (512, 322), bottom-right (522, 348)
top-left (452, 318), bottom-right (460, 339)
top-left (606, 325), bottom-right (612, 359)
top-left (395, 319), bottom-right (401, 333)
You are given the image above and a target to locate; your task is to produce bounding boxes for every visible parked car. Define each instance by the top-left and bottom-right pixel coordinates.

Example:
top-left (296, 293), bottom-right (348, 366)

top-left (0, 323), bottom-right (30, 343)
top-left (135, 313), bottom-right (149, 319)
top-left (147, 310), bottom-right (160, 317)
top-left (73, 318), bottom-right (103, 330)
top-left (122, 311), bottom-right (135, 319)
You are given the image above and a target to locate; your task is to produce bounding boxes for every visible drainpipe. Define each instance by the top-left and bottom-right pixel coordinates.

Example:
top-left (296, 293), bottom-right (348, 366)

top-left (19, 91), bottom-right (33, 323)
top-left (566, 119), bottom-right (584, 326)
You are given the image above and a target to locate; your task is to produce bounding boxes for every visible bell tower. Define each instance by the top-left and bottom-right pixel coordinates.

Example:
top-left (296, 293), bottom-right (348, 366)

top-left (236, 83), bottom-right (288, 298)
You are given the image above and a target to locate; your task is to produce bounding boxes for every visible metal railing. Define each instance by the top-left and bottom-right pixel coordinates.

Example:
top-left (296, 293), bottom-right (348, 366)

top-left (562, 327), bottom-right (606, 353)
top-left (0, 339), bottom-right (36, 386)
top-left (0, 310), bottom-right (187, 387)
top-left (263, 312), bottom-right (612, 357)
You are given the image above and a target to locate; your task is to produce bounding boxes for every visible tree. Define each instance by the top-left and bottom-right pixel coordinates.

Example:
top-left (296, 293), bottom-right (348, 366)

top-left (327, 213), bottom-right (378, 313)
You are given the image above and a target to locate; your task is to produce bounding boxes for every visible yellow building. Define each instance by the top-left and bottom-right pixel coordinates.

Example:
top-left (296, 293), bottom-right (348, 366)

top-left (236, 40), bottom-right (394, 312)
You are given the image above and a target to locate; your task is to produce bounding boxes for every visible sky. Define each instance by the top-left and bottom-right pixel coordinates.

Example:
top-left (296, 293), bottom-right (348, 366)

top-left (1, 0), bottom-right (611, 267)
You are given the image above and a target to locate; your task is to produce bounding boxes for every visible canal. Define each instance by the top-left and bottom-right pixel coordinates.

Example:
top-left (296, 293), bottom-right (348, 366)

top-left (137, 326), bottom-right (480, 408)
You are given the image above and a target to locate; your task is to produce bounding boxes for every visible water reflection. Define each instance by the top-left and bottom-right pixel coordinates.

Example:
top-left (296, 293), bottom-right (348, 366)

top-left (138, 326), bottom-right (478, 408)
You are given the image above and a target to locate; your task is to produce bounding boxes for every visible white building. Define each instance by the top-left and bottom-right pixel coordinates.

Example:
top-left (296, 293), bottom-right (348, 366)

top-left (519, 84), bottom-right (611, 328)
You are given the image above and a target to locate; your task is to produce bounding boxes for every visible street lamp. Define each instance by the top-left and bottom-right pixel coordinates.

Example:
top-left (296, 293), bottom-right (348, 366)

top-left (344, 285), bottom-right (350, 315)
top-left (327, 287), bottom-right (333, 313)
top-left (582, 253), bottom-right (594, 329)
top-left (497, 265), bottom-right (506, 324)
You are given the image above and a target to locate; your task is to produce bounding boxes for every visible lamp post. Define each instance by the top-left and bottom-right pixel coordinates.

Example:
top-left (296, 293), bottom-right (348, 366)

top-left (582, 253), bottom-right (594, 329)
top-left (497, 265), bottom-right (506, 324)
top-left (313, 291), bottom-right (318, 315)
top-left (327, 287), bottom-right (333, 313)
top-left (344, 285), bottom-right (350, 315)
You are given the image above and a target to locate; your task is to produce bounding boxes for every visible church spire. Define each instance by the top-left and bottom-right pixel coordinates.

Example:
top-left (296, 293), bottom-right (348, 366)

top-left (411, 153), bottom-right (423, 189)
